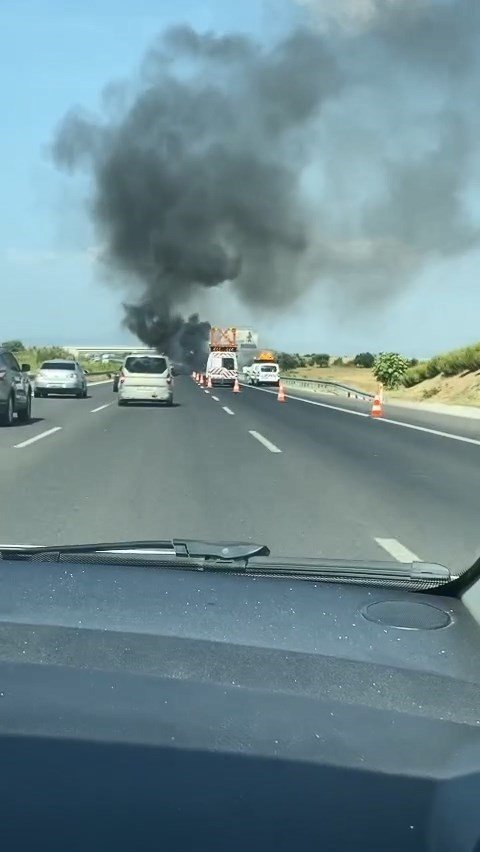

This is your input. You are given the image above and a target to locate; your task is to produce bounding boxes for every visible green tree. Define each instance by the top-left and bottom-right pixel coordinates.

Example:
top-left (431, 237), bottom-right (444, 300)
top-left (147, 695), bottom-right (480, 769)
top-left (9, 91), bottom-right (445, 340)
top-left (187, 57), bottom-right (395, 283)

top-left (278, 352), bottom-right (298, 371)
top-left (311, 353), bottom-right (330, 367)
top-left (354, 352), bottom-right (374, 368)
top-left (2, 340), bottom-right (24, 352)
top-left (373, 352), bottom-right (410, 389)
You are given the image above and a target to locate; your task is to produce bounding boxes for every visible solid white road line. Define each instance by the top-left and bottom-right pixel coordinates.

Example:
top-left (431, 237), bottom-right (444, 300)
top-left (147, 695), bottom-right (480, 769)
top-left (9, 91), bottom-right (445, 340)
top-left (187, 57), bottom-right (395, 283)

top-left (249, 430), bottom-right (282, 453)
top-left (376, 417), bottom-right (480, 447)
top-left (242, 383), bottom-right (480, 445)
top-left (242, 383), bottom-right (368, 418)
top-left (212, 395), bottom-right (219, 401)
top-left (91, 403), bottom-right (111, 413)
top-left (14, 427), bottom-right (62, 449)
top-left (374, 538), bottom-right (420, 563)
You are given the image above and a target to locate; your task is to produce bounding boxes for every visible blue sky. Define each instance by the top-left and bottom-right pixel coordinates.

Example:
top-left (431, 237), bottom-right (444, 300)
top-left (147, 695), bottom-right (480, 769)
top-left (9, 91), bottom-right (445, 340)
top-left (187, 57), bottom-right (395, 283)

top-left (1, 0), bottom-right (478, 358)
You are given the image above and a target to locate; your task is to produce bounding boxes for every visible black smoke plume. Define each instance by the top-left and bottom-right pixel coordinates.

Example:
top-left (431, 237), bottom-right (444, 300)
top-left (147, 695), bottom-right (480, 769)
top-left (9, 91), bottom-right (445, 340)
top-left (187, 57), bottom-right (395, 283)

top-left (121, 301), bottom-right (210, 369)
top-left (52, 1), bottom-right (480, 344)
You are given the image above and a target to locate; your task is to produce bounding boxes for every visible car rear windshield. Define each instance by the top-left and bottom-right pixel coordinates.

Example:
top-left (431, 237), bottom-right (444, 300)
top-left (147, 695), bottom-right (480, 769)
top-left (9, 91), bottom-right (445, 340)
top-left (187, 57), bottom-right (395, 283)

top-left (124, 356), bottom-right (168, 374)
top-left (222, 358), bottom-right (235, 370)
top-left (41, 361), bottom-right (76, 370)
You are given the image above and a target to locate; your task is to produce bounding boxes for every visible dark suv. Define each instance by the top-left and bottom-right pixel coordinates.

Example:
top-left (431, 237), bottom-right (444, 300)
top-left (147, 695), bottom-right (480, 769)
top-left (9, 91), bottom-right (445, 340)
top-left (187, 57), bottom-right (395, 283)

top-left (0, 348), bottom-right (32, 426)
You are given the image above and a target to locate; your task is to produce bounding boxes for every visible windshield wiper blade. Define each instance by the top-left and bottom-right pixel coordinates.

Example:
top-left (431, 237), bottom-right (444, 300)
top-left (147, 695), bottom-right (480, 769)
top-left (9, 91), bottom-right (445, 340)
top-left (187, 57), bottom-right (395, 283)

top-left (0, 539), bottom-right (270, 563)
top-left (243, 556), bottom-right (453, 582)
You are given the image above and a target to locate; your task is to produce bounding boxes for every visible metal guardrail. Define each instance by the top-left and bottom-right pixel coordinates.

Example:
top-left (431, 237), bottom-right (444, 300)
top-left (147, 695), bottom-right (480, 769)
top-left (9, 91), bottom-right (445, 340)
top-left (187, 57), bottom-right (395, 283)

top-left (280, 375), bottom-right (374, 401)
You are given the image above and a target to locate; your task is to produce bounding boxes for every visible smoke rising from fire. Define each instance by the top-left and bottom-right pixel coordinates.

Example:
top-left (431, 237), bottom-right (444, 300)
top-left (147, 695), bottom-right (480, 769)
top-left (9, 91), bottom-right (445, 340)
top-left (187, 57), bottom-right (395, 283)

top-left (52, 1), bottom-right (480, 350)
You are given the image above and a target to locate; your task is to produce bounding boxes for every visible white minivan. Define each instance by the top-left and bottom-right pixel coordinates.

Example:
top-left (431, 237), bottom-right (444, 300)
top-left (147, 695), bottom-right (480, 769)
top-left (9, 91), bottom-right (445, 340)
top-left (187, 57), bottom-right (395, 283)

top-left (247, 361), bottom-right (280, 386)
top-left (118, 354), bottom-right (173, 406)
top-left (206, 351), bottom-right (238, 387)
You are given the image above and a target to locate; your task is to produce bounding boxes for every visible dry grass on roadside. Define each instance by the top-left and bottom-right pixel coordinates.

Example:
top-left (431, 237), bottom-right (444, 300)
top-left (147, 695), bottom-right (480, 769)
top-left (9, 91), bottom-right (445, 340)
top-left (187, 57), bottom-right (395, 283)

top-left (285, 364), bottom-right (480, 407)
top-left (283, 365), bottom-right (379, 394)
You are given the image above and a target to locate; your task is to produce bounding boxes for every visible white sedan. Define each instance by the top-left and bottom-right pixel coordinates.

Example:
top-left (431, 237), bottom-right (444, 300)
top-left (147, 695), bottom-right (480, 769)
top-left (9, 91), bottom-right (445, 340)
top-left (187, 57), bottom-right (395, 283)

top-left (34, 359), bottom-right (88, 398)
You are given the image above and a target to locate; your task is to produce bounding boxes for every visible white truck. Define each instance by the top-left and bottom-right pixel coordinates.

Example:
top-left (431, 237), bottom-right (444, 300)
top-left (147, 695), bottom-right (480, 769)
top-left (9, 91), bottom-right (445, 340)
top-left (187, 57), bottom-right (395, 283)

top-left (205, 327), bottom-right (238, 387)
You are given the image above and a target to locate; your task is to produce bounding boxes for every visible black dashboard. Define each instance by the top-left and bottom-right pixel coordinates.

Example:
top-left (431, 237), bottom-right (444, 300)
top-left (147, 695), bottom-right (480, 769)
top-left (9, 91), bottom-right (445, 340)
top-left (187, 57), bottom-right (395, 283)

top-left (0, 558), bottom-right (479, 851)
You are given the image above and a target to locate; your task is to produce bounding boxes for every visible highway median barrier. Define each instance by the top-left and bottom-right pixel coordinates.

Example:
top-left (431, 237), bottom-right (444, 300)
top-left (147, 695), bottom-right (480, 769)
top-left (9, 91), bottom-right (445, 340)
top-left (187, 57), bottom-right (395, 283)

top-left (279, 375), bottom-right (374, 401)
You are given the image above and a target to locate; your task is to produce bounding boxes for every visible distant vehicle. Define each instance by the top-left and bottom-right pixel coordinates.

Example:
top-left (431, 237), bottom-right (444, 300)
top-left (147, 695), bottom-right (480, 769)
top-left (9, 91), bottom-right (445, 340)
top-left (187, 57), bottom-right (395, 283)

top-left (205, 327), bottom-right (238, 387)
top-left (34, 360), bottom-right (87, 398)
top-left (0, 347), bottom-right (32, 426)
top-left (245, 351), bottom-right (280, 386)
top-left (117, 354), bottom-right (173, 406)
top-left (112, 371), bottom-right (120, 392)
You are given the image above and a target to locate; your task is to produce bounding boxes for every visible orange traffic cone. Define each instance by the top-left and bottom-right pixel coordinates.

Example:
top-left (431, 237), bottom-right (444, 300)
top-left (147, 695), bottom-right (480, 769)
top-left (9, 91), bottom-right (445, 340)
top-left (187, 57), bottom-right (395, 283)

top-left (371, 393), bottom-right (383, 418)
top-left (207, 375), bottom-right (212, 389)
top-left (277, 383), bottom-right (286, 402)
top-left (233, 377), bottom-right (240, 393)
top-left (200, 374), bottom-right (204, 386)
top-left (192, 371), bottom-right (196, 380)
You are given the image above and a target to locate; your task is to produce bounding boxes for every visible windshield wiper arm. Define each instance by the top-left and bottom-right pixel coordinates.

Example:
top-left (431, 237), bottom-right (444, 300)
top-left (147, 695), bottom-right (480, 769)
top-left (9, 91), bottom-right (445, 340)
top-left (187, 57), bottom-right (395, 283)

top-left (172, 540), bottom-right (270, 561)
top-left (0, 539), bottom-right (270, 564)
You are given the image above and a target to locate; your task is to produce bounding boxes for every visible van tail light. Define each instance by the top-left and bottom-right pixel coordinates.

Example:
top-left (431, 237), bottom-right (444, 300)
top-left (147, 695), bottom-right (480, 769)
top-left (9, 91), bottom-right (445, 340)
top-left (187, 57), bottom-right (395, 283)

top-left (0, 370), bottom-right (7, 381)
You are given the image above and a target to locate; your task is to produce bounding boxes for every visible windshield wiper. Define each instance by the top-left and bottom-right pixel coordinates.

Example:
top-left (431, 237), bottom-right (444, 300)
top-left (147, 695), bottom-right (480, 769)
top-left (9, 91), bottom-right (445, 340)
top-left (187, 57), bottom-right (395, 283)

top-left (0, 541), bottom-right (452, 582)
top-left (0, 538), bottom-right (457, 584)
top-left (0, 539), bottom-right (270, 564)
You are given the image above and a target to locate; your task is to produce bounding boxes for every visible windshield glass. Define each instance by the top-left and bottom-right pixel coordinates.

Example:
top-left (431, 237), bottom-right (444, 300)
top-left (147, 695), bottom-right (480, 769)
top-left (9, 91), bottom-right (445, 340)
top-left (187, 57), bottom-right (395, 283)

top-left (41, 362), bottom-right (76, 371)
top-left (124, 356), bottom-right (167, 374)
top-left (1, 2), bottom-right (478, 585)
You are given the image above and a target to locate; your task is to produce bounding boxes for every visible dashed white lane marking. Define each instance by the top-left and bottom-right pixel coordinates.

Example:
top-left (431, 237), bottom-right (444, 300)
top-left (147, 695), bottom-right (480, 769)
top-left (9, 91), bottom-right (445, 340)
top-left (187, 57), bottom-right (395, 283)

top-left (222, 406), bottom-right (235, 415)
top-left (91, 403), bottom-right (111, 413)
top-left (374, 537), bottom-right (420, 563)
top-left (204, 390), bottom-right (210, 394)
top-left (14, 427), bottom-right (62, 449)
top-left (249, 430), bottom-right (282, 454)
top-left (241, 383), bottom-right (480, 445)
top-left (212, 395), bottom-right (219, 401)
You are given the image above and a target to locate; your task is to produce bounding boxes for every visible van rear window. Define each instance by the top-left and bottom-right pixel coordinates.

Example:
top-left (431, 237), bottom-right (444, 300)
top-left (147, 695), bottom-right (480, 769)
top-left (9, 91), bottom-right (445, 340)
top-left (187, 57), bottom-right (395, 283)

top-left (222, 358), bottom-right (235, 370)
top-left (124, 356), bottom-right (167, 374)
top-left (260, 365), bottom-right (277, 372)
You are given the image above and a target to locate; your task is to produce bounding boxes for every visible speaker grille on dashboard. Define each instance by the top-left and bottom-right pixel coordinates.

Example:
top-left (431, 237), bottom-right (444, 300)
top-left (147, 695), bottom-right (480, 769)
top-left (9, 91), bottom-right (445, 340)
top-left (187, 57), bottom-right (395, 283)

top-left (361, 600), bottom-right (452, 630)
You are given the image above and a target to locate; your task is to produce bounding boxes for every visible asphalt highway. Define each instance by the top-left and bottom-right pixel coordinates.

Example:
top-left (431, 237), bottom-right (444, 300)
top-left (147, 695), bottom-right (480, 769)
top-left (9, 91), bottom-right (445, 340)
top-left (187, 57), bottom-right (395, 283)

top-left (0, 377), bottom-right (478, 574)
